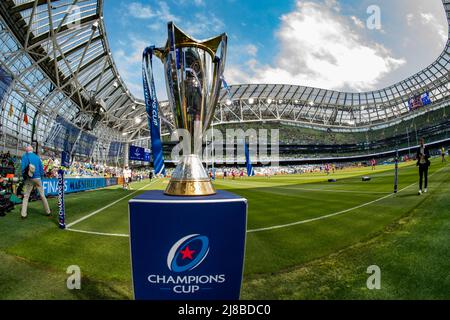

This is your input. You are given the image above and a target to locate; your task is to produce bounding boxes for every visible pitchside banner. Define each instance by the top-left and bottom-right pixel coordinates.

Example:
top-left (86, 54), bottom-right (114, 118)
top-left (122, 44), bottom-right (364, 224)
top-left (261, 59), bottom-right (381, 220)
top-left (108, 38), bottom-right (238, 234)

top-left (42, 177), bottom-right (118, 196)
top-left (129, 190), bottom-right (247, 300)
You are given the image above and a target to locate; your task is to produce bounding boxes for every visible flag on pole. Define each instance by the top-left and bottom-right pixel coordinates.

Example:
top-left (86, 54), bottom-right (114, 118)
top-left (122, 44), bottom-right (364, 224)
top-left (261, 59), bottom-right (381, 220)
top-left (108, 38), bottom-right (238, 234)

top-left (221, 75), bottom-right (231, 97)
top-left (22, 102), bottom-right (28, 125)
top-left (142, 46), bottom-right (166, 176)
top-left (245, 143), bottom-right (255, 177)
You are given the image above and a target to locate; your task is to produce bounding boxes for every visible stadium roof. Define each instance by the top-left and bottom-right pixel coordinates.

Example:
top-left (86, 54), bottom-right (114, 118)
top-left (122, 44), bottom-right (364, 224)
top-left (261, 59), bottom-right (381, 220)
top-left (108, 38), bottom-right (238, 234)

top-left (0, 0), bottom-right (449, 147)
top-left (139, 0), bottom-right (450, 137)
top-left (212, 0), bottom-right (449, 129)
top-left (0, 0), bottom-right (143, 136)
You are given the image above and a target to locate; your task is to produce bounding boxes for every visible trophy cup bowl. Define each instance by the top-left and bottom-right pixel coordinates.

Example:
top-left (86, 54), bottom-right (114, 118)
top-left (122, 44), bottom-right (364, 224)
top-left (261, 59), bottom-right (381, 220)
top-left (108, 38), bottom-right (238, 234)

top-left (154, 22), bottom-right (227, 196)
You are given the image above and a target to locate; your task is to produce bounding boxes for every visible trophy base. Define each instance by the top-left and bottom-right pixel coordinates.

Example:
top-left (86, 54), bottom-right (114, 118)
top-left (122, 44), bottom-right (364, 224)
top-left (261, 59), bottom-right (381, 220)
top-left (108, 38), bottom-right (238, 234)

top-left (164, 154), bottom-right (216, 196)
top-left (165, 179), bottom-right (216, 196)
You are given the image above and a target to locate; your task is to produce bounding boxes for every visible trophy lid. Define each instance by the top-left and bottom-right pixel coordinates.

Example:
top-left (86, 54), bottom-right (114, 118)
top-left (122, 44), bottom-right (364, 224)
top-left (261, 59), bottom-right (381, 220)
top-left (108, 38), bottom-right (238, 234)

top-left (154, 22), bottom-right (227, 60)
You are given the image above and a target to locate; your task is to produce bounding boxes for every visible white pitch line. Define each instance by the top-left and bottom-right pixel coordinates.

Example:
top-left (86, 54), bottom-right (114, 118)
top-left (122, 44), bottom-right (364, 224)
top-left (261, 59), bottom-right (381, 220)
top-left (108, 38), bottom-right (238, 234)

top-left (276, 187), bottom-right (391, 195)
top-left (65, 165), bottom-right (448, 237)
top-left (247, 193), bottom-right (396, 233)
top-left (247, 165), bottom-right (448, 233)
top-left (66, 228), bottom-right (129, 238)
top-left (65, 179), bottom-right (159, 228)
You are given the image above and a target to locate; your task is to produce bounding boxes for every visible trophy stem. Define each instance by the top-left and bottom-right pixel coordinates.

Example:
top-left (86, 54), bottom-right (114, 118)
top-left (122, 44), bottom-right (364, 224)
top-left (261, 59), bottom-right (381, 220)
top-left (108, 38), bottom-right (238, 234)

top-left (165, 154), bottom-right (216, 196)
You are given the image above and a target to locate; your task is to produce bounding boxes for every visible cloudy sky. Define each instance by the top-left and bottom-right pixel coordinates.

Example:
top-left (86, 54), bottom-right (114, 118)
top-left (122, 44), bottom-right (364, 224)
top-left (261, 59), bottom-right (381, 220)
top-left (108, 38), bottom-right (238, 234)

top-left (104, 0), bottom-right (448, 100)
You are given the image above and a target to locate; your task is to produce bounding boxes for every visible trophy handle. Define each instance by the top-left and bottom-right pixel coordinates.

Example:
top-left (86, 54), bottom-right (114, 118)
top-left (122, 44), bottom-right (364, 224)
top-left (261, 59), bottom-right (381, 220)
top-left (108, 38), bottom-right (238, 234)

top-left (203, 34), bottom-right (227, 131)
top-left (153, 47), bottom-right (167, 62)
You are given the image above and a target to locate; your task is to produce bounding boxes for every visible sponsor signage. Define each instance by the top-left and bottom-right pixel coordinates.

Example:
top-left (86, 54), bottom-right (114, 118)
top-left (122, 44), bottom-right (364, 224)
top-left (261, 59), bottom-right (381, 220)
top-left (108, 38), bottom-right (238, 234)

top-left (129, 145), bottom-right (151, 162)
top-left (42, 177), bottom-right (118, 196)
top-left (105, 177), bottom-right (118, 187)
top-left (129, 190), bottom-right (247, 300)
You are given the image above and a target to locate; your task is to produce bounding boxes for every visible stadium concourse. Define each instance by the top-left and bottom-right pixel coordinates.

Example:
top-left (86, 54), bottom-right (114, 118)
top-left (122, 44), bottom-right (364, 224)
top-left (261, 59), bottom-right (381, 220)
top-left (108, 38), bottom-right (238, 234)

top-left (0, 0), bottom-right (449, 301)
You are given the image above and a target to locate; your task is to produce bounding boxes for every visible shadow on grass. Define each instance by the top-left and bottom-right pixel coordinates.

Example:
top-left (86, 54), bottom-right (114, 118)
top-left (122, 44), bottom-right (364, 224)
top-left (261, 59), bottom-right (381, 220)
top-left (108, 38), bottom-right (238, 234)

top-left (395, 193), bottom-right (422, 199)
top-left (72, 276), bottom-right (131, 300)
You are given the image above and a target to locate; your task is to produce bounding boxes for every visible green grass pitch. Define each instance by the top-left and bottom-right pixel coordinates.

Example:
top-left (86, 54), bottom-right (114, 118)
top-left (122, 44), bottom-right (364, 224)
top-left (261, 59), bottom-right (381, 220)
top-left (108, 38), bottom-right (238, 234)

top-left (1, 158), bottom-right (449, 299)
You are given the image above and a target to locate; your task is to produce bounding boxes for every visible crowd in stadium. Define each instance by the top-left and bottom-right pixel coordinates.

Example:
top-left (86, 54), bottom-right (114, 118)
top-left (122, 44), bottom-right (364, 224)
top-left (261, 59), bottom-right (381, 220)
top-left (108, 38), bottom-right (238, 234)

top-left (1, 151), bottom-right (15, 169)
top-left (42, 158), bottom-right (124, 178)
top-left (1, 149), bottom-right (152, 181)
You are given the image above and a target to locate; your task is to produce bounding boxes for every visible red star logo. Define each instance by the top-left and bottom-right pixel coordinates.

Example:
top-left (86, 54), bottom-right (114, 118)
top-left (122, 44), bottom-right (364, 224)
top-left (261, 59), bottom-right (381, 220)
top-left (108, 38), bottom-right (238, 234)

top-left (180, 246), bottom-right (196, 260)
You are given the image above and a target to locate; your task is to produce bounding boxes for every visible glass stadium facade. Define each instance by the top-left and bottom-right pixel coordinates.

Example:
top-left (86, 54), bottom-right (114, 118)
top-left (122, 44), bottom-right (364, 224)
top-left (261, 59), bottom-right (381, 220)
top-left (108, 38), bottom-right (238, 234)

top-left (0, 0), bottom-right (449, 163)
top-left (0, 0), bottom-right (144, 163)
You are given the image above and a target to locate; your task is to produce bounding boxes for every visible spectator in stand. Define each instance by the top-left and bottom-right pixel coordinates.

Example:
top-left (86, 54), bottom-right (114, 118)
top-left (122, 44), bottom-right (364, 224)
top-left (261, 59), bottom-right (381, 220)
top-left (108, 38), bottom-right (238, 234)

top-left (20, 145), bottom-right (51, 219)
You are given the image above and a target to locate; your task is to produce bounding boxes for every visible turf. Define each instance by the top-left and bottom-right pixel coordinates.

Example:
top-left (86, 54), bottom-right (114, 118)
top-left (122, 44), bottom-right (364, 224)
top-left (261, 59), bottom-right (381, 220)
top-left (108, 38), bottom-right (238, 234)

top-left (0, 159), bottom-right (449, 299)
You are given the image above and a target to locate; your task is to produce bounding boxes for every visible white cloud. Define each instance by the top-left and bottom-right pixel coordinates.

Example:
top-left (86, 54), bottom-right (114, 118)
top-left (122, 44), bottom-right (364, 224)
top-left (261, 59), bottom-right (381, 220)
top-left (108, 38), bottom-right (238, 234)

top-left (405, 10), bottom-right (447, 49)
top-left (226, 1), bottom-right (406, 92)
top-left (406, 13), bottom-right (414, 26)
top-left (324, 0), bottom-right (340, 12)
top-left (420, 12), bottom-right (447, 43)
top-left (245, 44), bottom-right (258, 57)
top-left (113, 36), bottom-right (149, 99)
top-left (156, 1), bottom-right (179, 22)
top-left (179, 0), bottom-right (205, 6)
top-left (351, 16), bottom-right (365, 29)
top-left (113, 2), bottom-right (227, 100)
top-left (420, 13), bottom-right (434, 23)
top-left (183, 13), bottom-right (225, 38)
top-left (127, 2), bottom-right (154, 19)
top-left (125, 1), bottom-right (180, 24)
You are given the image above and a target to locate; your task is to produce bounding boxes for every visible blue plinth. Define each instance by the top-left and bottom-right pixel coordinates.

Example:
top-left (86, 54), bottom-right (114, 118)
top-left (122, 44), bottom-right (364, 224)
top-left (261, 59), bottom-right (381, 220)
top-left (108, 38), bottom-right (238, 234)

top-left (129, 190), bottom-right (247, 300)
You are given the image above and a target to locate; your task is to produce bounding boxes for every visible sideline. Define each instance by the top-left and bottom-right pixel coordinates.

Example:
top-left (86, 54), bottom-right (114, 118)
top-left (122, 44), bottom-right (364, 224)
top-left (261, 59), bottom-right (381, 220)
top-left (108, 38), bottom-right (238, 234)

top-left (275, 187), bottom-right (391, 194)
top-left (66, 228), bottom-right (129, 237)
top-left (248, 165), bottom-right (448, 233)
top-left (65, 165), bottom-right (448, 236)
top-left (65, 179), bottom-right (159, 229)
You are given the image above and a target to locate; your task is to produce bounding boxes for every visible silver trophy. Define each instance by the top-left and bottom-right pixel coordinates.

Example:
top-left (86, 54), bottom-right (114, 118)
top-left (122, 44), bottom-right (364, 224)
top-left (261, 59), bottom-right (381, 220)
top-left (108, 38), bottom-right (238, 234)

top-left (154, 22), bottom-right (227, 196)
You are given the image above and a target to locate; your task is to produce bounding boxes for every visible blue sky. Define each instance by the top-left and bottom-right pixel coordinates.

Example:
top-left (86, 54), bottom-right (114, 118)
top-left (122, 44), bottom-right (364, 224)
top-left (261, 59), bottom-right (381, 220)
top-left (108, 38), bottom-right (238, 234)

top-left (103, 0), bottom-right (448, 100)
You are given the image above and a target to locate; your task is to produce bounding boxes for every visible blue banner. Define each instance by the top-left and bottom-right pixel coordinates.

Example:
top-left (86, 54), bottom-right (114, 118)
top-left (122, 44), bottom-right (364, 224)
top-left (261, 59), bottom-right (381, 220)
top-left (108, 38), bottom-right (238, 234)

top-left (108, 141), bottom-right (124, 158)
top-left (42, 177), bottom-right (117, 196)
top-left (129, 190), bottom-right (247, 300)
top-left (245, 143), bottom-right (255, 177)
top-left (74, 131), bottom-right (97, 156)
top-left (221, 76), bottom-right (231, 97)
top-left (408, 92), bottom-right (432, 111)
top-left (61, 151), bottom-right (71, 168)
top-left (0, 66), bottom-right (13, 105)
top-left (46, 115), bottom-right (81, 153)
top-left (143, 47), bottom-right (166, 176)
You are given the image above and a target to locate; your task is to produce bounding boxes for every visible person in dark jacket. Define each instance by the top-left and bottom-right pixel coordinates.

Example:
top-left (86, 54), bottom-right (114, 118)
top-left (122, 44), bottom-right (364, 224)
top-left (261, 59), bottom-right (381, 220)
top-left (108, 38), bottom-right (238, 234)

top-left (416, 137), bottom-right (430, 195)
top-left (20, 145), bottom-right (51, 219)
